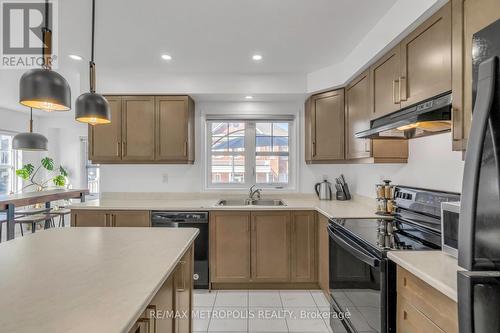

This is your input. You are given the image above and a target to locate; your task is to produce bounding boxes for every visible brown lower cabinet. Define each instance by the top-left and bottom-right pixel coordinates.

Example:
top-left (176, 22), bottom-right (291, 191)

top-left (129, 246), bottom-right (193, 333)
top-left (396, 266), bottom-right (458, 333)
top-left (71, 210), bottom-right (150, 227)
top-left (210, 210), bottom-right (317, 287)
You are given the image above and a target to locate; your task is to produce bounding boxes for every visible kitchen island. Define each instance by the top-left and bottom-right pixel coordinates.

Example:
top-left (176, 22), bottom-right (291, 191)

top-left (0, 227), bottom-right (198, 333)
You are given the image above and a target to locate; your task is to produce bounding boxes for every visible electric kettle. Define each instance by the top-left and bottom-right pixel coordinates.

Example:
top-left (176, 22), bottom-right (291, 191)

top-left (315, 180), bottom-right (333, 200)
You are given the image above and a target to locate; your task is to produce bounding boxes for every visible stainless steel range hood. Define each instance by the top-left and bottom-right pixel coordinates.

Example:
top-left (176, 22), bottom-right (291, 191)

top-left (355, 92), bottom-right (452, 139)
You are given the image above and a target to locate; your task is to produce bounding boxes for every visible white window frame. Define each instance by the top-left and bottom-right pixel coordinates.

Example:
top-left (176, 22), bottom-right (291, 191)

top-left (204, 115), bottom-right (297, 191)
top-left (80, 136), bottom-right (100, 198)
top-left (0, 130), bottom-right (22, 195)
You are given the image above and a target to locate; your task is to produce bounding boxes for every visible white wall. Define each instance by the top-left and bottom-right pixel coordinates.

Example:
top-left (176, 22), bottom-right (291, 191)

top-left (302, 132), bottom-right (464, 197)
top-left (99, 101), bottom-right (464, 196)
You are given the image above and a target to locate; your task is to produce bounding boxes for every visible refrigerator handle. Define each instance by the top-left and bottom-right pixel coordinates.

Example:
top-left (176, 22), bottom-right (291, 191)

top-left (458, 271), bottom-right (500, 333)
top-left (459, 56), bottom-right (498, 270)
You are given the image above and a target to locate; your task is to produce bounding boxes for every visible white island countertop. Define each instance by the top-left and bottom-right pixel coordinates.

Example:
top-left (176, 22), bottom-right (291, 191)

top-left (0, 227), bottom-right (198, 333)
top-left (69, 193), bottom-right (384, 219)
top-left (388, 251), bottom-right (465, 302)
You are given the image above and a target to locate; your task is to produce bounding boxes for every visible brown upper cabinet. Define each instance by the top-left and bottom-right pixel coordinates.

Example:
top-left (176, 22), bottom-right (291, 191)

top-left (400, 2), bottom-right (452, 109)
top-left (89, 95), bottom-right (195, 164)
top-left (305, 89), bottom-right (345, 163)
top-left (122, 96), bottom-right (156, 161)
top-left (344, 70), bottom-right (409, 163)
top-left (88, 96), bottom-right (122, 162)
top-left (346, 71), bottom-right (372, 159)
top-left (370, 45), bottom-right (402, 119)
top-left (451, 0), bottom-right (500, 151)
top-left (155, 96), bottom-right (195, 163)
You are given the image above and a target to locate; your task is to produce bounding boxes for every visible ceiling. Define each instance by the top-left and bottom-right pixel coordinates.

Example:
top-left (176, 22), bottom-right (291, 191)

top-left (59, 0), bottom-right (397, 74)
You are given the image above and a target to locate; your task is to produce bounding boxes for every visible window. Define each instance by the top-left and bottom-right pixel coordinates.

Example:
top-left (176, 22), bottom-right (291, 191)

top-left (81, 137), bottom-right (100, 197)
top-left (207, 118), bottom-right (293, 189)
top-left (0, 132), bottom-right (22, 195)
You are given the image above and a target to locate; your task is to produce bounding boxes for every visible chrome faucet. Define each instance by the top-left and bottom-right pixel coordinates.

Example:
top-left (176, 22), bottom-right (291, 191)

top-left (249, 185), bottom-right (262, 201)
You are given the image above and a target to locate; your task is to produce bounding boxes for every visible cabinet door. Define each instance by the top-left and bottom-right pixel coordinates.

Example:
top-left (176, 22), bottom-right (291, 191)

top-left (210, 211), bottom-right (251, 283)
top-left (71, 210), bottom-right (108, 227)
top-left (400, 2), bottom-right (452, 109)
top-left (311, 89), bottom-right (345, 161)
top-left (251, 211), bottom-right (291, 282)
top-left (370, 45), bottom-right (401, 119)
top-left (174, 246), bottom-right (193, 333)
top-left (155, 96), bottom-right (195, 163)
top-left (452, 0), bottom-right (500, 151)
top-left (149, 275), bottom-right (175, 333)
top-left (291, 211), bottom-right (316, 283)
top-left (122, 96), bottom-right (155, 161)
top-left (318, 214), bottom-right (330, 294)
top-left (89, 96), bottom-right (122, 162)
top-left (346, 71), bottom-right (372, 159)
top-left (111, 211), bottom-right (150, 227)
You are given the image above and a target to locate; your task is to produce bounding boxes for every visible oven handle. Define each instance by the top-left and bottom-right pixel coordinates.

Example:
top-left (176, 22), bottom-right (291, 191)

top-left (328, 227), bottom-right (380, 268)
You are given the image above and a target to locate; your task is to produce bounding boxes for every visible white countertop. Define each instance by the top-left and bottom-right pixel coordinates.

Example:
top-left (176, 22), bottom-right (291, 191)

top-left (0, 227), bottom-right (198, 333)
top-left (70, 193), bottom-right (384, 219)
top-left (388, 251), bottom-right (465, 302)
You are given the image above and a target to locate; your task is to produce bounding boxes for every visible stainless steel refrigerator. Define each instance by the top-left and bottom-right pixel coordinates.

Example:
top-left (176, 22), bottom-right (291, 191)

top-left (458, 19), bottom-right (500, 333)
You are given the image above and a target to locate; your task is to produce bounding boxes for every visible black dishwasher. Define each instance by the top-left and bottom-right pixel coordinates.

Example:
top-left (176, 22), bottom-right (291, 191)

top-left (151, 211), bottom-right (209, 289)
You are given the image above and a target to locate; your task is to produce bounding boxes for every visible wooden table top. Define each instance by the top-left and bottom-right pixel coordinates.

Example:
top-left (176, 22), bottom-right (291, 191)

top-left (0, 189), bottom-right (89, 210)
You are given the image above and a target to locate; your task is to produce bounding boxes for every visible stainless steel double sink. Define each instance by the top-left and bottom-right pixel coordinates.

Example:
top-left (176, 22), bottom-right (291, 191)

top-left (216, 199), bottom-right (286, 206)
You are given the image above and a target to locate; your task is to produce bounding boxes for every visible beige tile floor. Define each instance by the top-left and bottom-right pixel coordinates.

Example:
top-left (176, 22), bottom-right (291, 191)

top-left (193, 290), bottom-right (353, 333)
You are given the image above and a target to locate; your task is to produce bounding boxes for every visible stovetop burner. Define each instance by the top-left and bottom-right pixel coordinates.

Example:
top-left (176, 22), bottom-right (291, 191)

top-left (330, 218), bottom-right (440, 253)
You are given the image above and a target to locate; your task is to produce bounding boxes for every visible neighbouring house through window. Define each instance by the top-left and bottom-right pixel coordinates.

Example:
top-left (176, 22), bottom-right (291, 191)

top-left (206, 116), bottom-right (294, 189)
top-left (0, 132), bottom-right (22, 195)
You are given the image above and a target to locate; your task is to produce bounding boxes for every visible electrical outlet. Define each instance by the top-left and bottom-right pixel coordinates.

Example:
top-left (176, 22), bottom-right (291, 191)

top-left (162, 173), bottom-right (168, 183)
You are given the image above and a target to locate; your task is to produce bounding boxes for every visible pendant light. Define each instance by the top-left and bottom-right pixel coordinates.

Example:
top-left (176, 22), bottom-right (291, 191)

top-left (13, 108), bottom-right (48, 151)
top-left (19, 0), bottom-right (71, 112)
top-left (75, 0), bottom-right (110, 125)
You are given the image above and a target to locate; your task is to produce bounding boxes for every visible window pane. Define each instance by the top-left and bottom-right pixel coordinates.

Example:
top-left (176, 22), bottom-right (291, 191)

top-left (0, 135), bottom-right (12, 165)
top-left (228, 137), bottom-right (245, 152)
top-left (211, 137), bottom-right (228, 152)
top-left (0, 167), bottom-right (11, 195)
top-left (273, 123), bottom-right (289, 136)
top-left (211, 123), bottom-right (228, 136)
top-left (256, 136), bottom-right (272, 152)
top-left (87, 167), bottom-right (100, 194)
top-left (256, 156), bottom-right (288, 184)
top-left (256, 123), bottom-right (272, 136)
top-left (211, 155), bottom-right (245, 184)
top-left (273, 136), bottom-right (289, 152)
top-left (228, 123), bottom-right (245, 136)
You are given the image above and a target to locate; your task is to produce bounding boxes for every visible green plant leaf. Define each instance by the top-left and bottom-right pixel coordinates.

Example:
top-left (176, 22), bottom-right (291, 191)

top-left (53, 175), bottom-right (66, 187)
top-left (16, 169), bottom-right (30, 180)
top-left (59, 166), bottom-right (68, 177)
top-left (15, 164), bottom-right (35, 180)
top-left (41, 157), bottom-right (54, 171)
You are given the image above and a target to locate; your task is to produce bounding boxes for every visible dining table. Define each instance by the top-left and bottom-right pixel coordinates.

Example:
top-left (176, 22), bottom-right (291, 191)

top-left (0, 189), bottom-right (89, 241)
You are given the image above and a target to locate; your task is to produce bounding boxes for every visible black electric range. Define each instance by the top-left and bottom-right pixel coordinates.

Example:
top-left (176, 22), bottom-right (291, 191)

top-left (327, 186), bottom-right (460, 333)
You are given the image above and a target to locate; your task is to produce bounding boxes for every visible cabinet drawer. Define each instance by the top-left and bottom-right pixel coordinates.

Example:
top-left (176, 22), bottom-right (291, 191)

top-left (397, 266), bottom-right (458, 333)
top-left (397, 295), bottom-right (444, 333)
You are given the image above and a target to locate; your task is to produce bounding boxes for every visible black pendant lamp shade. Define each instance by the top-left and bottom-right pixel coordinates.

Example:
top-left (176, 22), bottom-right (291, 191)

top-left (13, 108), bottom-right (48, 151)
top-left (19, 0), bottom-right (71, 112)
top-left (19, 69), bottom-right (71, 111)
top-left (75, 0), bottom-right (110, 125)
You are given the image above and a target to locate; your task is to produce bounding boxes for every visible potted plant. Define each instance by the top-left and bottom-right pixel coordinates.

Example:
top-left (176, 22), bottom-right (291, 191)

top-left (16, 157), bottom-right (69, 192)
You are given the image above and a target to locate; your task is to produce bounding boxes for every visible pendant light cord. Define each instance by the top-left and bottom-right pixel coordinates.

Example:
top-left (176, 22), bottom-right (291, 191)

top-left (42, 0), bottom-right (51, 69)
top-left (29, 108), bottom-right (33, 133)
top-left (89, 0), bottom-right (96, 93)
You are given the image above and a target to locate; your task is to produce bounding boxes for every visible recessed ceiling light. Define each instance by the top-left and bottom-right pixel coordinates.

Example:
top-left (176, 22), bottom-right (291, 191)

top-left (161, 54), bottom-right (172, 61)
top-left (252, 54), bottom-right (263, 61)
top-left (68, 54), bottom-right (83, 61)
top-left (245, 95), bottom-right (254, 100)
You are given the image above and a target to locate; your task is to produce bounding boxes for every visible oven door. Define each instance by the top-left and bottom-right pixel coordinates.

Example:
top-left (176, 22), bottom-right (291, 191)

top-left (328, 224), bottom-right (386, 333)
